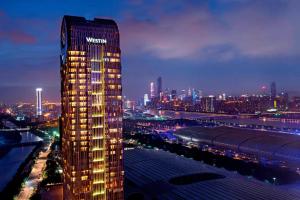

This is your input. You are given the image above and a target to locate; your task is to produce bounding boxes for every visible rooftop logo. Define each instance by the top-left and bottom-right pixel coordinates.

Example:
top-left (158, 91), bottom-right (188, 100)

top-left (86, 37), bottom-right (107, 44)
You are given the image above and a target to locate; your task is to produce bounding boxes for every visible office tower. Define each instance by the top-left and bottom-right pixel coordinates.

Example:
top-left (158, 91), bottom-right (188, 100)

top-left (279, 92), bottom-right (289, 110)
top-left (201, 95), bottom-right (215, 112)
top-left (171, 90), bottom-right (177, 100)
top-left (60, 16), bottom-right (123, 200)
top-left (209, 95), bottom-right (215, 112)
top-left (271, 82), bottom-right (276, 99)
top-left (198, 90), bottom-right (203, 98)
top-left (270, 82), bottom-right (277, 108)
top-left (157, 76), bottom-right (162, 97)
top-left (179, 90), bottom-right (186, 100)
top-left (192, 89), bottom-right (197, 101)
top-left (150, 82), bottom-right (155, 98)
top-left (222, 93), bottom-right (226, 100)
top-left (144, 94), bottom-right (149, 106)
top-left (188, 88), bottom-right (192, 97)
top-left (36, 88), bottom-right (42, 116)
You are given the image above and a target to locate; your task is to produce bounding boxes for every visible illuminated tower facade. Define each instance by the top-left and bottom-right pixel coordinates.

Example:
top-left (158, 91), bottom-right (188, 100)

top-left (36, 88), bottom-right (42, 116)
top-left (60, 16), bottom-right (123, 200)
top-left (271, 82), bottom-right (276, 100)
top-left (271, 81), bottom-right (277, 108)
top-left (157, 76), bottom-right (162, 97)
top-left (150, 82), bottom-right (155, 98)
top-left (144, 94), bottom-right (149, 106)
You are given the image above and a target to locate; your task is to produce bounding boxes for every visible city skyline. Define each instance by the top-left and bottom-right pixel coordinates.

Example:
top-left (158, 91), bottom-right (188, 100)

top-left (1, 0), bottom-right (300, 103)
top-left (0, 79), bottom-right (294, 104)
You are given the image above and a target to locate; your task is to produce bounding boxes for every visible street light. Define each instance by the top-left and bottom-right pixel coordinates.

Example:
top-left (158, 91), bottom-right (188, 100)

top-left (273, 177), bottom-right (276, 185)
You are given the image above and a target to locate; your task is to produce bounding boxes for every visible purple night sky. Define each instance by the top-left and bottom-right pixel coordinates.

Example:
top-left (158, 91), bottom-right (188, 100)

top-left (0, 0), bottom-right (300, 103)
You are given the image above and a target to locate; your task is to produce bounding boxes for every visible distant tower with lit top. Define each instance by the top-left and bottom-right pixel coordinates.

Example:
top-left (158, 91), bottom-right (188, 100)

top-left (271, 82), bottom-right (277, 108)
top-left (271, 82), bottom-right (276, 99)
top-left (150, 82), bottom-right (155, 98)
top-left (157, 76), bottom-right (162, 97)
top-left (36, 88), bottom-right (42, 116)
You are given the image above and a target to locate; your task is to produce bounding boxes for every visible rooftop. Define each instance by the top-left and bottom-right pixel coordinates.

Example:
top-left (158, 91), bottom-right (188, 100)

top-left (175, 126), bottom-right (300, 169)
top-left (124, 148), bottom-right (300, 200)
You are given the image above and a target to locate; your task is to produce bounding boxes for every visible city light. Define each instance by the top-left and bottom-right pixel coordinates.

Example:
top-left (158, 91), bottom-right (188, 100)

top-left (0, 1), bottom-right (300, 200)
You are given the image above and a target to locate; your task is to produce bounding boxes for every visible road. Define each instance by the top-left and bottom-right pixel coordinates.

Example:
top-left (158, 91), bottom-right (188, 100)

top-left (17, 141), bottom-right (53, 200)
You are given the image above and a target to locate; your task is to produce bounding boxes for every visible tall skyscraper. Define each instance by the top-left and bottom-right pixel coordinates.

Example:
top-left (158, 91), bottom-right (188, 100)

top-left (271, 82), bottom-right (277, 108)
top-left (271, 82), bottom-right (276, 99)
top-left (261, 85), bottom-right (267, 96)
top-left (150, 82), bottom-right (155, 98)
top-left (36, 88), bottom-right (42, 116)
top-left (201, 95), bottom-right (215, 112)
top-left (60, 16), bottom-right (123, 200)
top-left (188, 88), bottom-right (192, 97)
top-left (157, 76), bottom-right (162, 97)
top-left (171, 90), bottom-right (177, 100)
top-left (144, 94), bottom-right (149, 106)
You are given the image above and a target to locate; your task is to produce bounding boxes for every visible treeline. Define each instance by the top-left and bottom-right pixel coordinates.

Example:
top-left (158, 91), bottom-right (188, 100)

top-left (30, 141), bottom-right (62, 200)
top-left (127, 133), bottom-right (300, 185)
top-left (0, 113), bottom-right (39, 129)
top-left (40, 142), bottom-right (62, 186)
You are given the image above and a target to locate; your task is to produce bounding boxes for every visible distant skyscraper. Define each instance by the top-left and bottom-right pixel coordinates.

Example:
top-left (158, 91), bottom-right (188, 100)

top-left (179, 89), bottom-right (186, 100)
top-left (171, 90), bottom-right (177, 100)
top-left (61, 16), bottom-right (123, 200)
top-left (150, 82), bottom-right (155, 98)
top-left (271, 82), bottom-right (277, 108)
top-left (222, 93), bottom-right (226, 100)
top-left (208, 95), bottom-right (215, 112)
top-left (279, 92), bottom-right (289, 110)
top-left (188, 88), bottom-right (192, 97)
top-left (36, 88), bottom-right (42, 116)
top-left (271, 82), bottom-right (276, 99)
top-left (198, 90), bottom-right (203, 98)
top-left (157, 76), bottom-right (162, 97)
top-left (144, 94), bottom-right (149, 106)
top-left (201, 95), bottom-right (215, 112)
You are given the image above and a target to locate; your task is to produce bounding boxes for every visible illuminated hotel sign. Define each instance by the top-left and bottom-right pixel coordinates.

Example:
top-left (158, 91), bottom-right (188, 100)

top-left (86, 37), bottom-right (107, 44)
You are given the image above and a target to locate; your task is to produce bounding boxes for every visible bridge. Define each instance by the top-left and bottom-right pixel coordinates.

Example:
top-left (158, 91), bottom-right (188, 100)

top-left (0, 127), bottom-right (30, 132)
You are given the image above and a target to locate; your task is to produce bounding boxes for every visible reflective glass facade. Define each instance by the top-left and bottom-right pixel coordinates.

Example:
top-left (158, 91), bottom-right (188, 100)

top-left (61, 16), bottom-right (123, 200)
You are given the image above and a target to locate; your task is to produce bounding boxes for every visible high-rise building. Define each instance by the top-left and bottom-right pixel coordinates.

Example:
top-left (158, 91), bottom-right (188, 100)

top-left (271, 82), bottom-right (277, 108)
top-left (60, 16), bottom-right (123, 200)
top-left (271, 82), bottom-right (276, 99)
top-left (150, 82), bottom-right (155, 98)
top-left (36, 88), bottom-right (42, 116)
top-left (171, 90), bottom-right (177, 100)
top-left (278, 92), bottom-right (289, 110)
top-left (179, 89), bottom-right (186, 100)
top-left (157, 76), bottom-right (162, 97)
top-left (201, 95), bottom-right (215, 112)
top-left (188, 88), bottom-right (192, 97)
top-left (144, 94), bottom-right (149, 106)
top-left (198, 90), bottom-right (203, 98)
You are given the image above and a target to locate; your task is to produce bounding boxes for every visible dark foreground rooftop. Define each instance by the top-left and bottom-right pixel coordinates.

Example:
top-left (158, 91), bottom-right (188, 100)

top-left (175, 126), bottom-right (300, 169)
top-left (124, 148), bottom-right (300, 200)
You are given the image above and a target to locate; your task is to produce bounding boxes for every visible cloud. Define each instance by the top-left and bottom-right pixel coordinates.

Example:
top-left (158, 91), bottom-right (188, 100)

top-left (0, 11), bottom-right (37, 44)
top-left (119, 0), bottom-right (300, 60)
